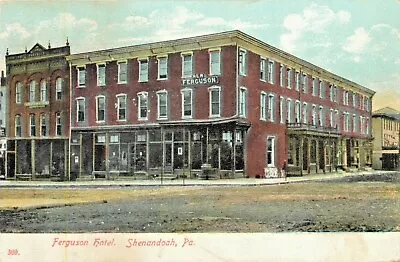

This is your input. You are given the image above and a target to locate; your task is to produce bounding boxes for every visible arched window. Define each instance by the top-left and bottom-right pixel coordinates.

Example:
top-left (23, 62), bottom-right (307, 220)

top-left (56, 77), bottom-right (63, 100)
top-left (29, 80), bottom-right (37, 102)
top-left (15, 82), bottom-right (22, 104)
top-left (40, 80), bottom-right (47, 102)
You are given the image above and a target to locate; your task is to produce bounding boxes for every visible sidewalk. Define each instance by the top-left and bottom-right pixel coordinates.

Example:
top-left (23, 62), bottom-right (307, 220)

top-left (0, 170), bottom-right (392, 188)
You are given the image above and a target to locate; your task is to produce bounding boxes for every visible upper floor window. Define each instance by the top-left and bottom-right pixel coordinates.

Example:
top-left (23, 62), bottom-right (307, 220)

top-left (77, 67), bottom-right (86, 87)
top-left (352, 93), bottom-right (357, 108)
top-left (330, 109), bottom-right (334, 128)
top-left (319, 80), bottom-right (324, 99)
top-left (267, 94), bottom-right (275, 122)
top-left (76, 98), bottom-right (85, 122)
top-left (287, 98), bottom-right (292, 123)
top-left (158, 56), bottom-right (168, 80)
top-left (239, 87), bottom-right (247, 117)
top-left (157, 91), bottom-right (168, 120)
top-left (209, 50), bottom-right (221, 75)
top-left (312, 77), bottom-right (318, 96)
top-left (29, 80), bottom-right (36, 102)
top-left (287, 68), bottom-right (293, 89)
top-left (343, 90), bottom-right (349, 105)
top-left (295, 101), bottom-right (301, 123)
top-left (260, 57), bottom-right (266, 81)
top-left (40, 80), bottom-right (47, 102)
top-left (16, 82), bottom-right (22, 104)
top-left (280, 96), bottom-right (285, 124)
top-left (302, 102), bottom-right (308, 124)
top-left (181, 89), bottom-right (193, 119)
top-left (353, 114), bottom-right (357, 132)
top-left (118, 61), bottom-right (127, 84)
top-left (295, 71), bottom-right (300, 91)
top-left (260, 92), bottom-right (267, 120)
top-left (302, 73), bottom-right (308, 93)
top-left (209, 86), bottom-right (221, 117)
top-left (318, 106), bottom-right (324, 126)
top-left (117, 94), bottom-right (127, 121)
top-left (138, 92), bottom-right (148, 120)
top-left (56, 77), bottom-right (63, 100)
top-left (96, 96), bottom-right (106, 122)
top-left (267, 60), bottom-right (275, 84)
top-left (97, 64), bottom-right (106, 86)
top-left (182, 53), bottom-right (193, 77)
top-left (279, 64), bottom-right (285, 87)
top-left (138, 59), bottom-right (148, 82)
top-left (15, 115), bottom-right (21, 137)
top-left (335, 110), bottom-right (339, 130)
top-left (29, 114), bottom-right (36, 137)
top-left (55, 112), bottom-right (62, 136)
top-left (40, 113), bottom-right (47, 137)
top-left (312, 105), bottom-right (317, 126)
top-left (239, 49), bottom-right (247, 76)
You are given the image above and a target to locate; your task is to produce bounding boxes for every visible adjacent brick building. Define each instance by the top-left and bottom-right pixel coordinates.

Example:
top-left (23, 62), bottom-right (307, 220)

top-left (5, 42), bottom-right (70, 179)
top-left (66, 30), bottom-right (375, 179)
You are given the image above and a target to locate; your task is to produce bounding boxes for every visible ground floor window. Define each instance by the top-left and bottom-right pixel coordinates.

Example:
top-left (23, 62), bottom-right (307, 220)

top-left (266, 136), bottom-right (275, 167)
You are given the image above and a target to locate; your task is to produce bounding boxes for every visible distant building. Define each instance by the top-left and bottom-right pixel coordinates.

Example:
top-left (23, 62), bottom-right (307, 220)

top-left (0, 71), bottom-right (6, 178)
top-left (5, 42), bottom-right (71, 180)
top-left (372, 107), bottom-right (400, 170)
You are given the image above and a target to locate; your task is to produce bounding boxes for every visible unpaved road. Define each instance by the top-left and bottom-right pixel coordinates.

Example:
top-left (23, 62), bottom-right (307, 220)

top-left (1, 173), bottom-right (399, 233)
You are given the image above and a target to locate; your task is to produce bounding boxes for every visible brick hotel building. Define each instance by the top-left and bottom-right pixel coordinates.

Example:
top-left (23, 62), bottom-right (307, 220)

top-left (66, 30), bottom-right (375, 180)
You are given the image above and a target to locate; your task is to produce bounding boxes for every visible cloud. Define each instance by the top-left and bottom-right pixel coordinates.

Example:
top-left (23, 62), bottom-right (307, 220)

top-left (371, 73), bottom-right (400, 111)
top-left (280, 4), bottom-right (351, 52)
top-left (342, 27), bottom-right (371, 54)
top-left (0, 23), bottom-right (30, 40)
top-left (34, 13), bottom-right (98, 35)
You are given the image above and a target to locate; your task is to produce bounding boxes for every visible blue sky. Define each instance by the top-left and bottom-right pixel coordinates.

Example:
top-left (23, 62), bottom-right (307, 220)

top-left (0, 0), bottom-right (399, 110)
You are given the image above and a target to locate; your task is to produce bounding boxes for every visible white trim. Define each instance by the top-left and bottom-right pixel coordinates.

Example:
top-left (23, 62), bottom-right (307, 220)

top-left (157, 56), bottom-right (168, 80)
top-left (117, 61), bottom-right (127, 84)
top-left (267, 93), bottom-right (275, 122)
top-left (260, 91), bottom-right (267, 121)
top-left (260, 57), bottom-right (266, 82)
top-left (76, 97), bottom-right (86, 123)
top-left (239, 86), bottom-right (247, 118)
top-left (156, 90), bottom-right (168, 120)
top-left (116, 94), bottom-right (127, 122)
top-left (239, 48), bottom-right (247, 76)
top-left (209, 49), bottom-right (221, 76)
top-left (95, 95), bottom-right (106, 123)
top-left (77, 66), bottom-right (86, 88)
top-left (181, 53), bottom-right (193, 78)
top-left (286, 98), bottom-right (292, 123)
top-left (137, 91), bottom-right (149, 121)
top-left (266, 136), bottom-right (276, 167)
top-left (209, 85), bottom-right (221, 118)
top-left (181, 88), bottom-right (193, 119)
top-left (96, 63), bottom-right (106, 87)
top-left (138, 59), bottom-right (149, 82)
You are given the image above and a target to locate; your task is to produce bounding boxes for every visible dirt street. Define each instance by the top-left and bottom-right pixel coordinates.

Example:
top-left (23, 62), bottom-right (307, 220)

top-left (1, 173), bottom-right (399, 233)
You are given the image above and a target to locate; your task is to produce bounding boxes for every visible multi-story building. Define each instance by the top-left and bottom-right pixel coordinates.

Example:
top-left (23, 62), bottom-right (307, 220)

top-left (372, 107), bottom-right (400, 170)
top-left (67, 30), bottom-right (375, 179)
top-left (0, 71), bottom-right (6, 178)
top-left (5, 42), bottom-right (71, 180)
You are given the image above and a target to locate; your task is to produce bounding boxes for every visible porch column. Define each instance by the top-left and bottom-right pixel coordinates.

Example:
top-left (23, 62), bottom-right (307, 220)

top-left (307, 138), bottom-right (311, 175)
top-left (300, 137), bottom-right (304, 176)
top-left (231, 129), bottom-right (236, 177)
top-left (206, 126), bottom-right (209, 164)
top-left (31, 140), bottom-right (36, 179)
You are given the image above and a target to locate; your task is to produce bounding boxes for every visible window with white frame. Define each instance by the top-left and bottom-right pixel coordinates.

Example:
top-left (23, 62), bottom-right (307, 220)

top-left (319, 80), bottom-right (324, 99)
top-left (266, 136), bottom-right (276, 167)
top-left (365, 97), bottom-right (370, 112)
top-left (302, 102), bottom-right (308, 124)
top-left (360, 116), bottom-right (365, 134)
top-left (29, 114), bottom-right (36, 137)
top-left (29, 80), bottom-right (36, 102)
top-left (56, 77), bottom-right (63, 100)
top-left (209, 86), bottom-right (221, 117)
top-left (260, 92), bottom-right (267, 120)
top-left (280, 96), bottom-right (285, 124)
top-left (333, 86), bottom-right (337, 102)
top-left (330, 85), bottom-right (334, 101)
top-left (181, 89), bottom-right (193, 118)
top-left (319, 106), bottom-right (324, 126)
top-left (209, 50), bottom-right (221, 75)
top-left (138, 59), bottom-right (148, 82)
top-left (312, 77), bottom-right (317, 96)
top-left (97, 64), bottom-right (106, 86)
top-left (157, 91), bottom-right (168, 119)
top-left (287, 98), bottom-right (292, 123)
top-left (335, 110), bottom-right (339, 130)
top-left (366, 117), bottom-right (370, 134)
top-left (295, 71), bottom-right (300, 91)
top-left (239, 87), bottom-right (247, 117)
top-left (55, 112), bottom-right (62, 136)
top-left (117, 94), bottom-right (127, 121)
top-left (16, 82), bottom-right (22, 104)
top-left (77, 67), bottom-right (86, 87)
top-left (267, 59), bottom-right (274, 84)
top-left (302, 73), bottom-right (308, 93)
top-left (279, 64), bottom-right (285, 87)
top-left (267, 94), bottom-right (275, 122)
top-left (182, 53), bottom-right (193, 77)
top-left (138, 92), bottom-right (148, 120)
top-left (295, 101), bottom-right (301, 123)
top-left (118, 61), bottom-right (127, 84)
top-left (239, 49), bottom-right (247, 76)
top-left (40, 80), bottom-right (47, 102)
top-left (96, 96), bottom-right (106, 122)
top-left (76, 98), bottom-right (85, 122)
top-left (343, 90), bottom-right (349, 105)
top-left (158, 56), bottom-right (168, 80)
top-left (330, 109), bottom-right (334, 127)
top-left (312, 105), bottom-right (317, 126)
top-left (40, 113), bottom-right (47, 137)
top-left (353, 114), bottom-right (357, 132)
top-left (260, 57), bottom-right (266, 81)
top-left (287, 68), bottom-right (293, 88)
top-left (343, 112), bottom-right (350, 132)
top-left (15, 115), bottom-right (21, 137)
top-left (352, 92), bottom-right (357, 107)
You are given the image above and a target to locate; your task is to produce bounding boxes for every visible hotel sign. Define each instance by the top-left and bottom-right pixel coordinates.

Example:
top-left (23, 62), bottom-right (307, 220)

top-left (181, 74), bottom-right (219, 87)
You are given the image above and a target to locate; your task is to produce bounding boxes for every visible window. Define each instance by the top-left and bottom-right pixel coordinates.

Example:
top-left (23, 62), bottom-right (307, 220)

top-left (267, 60), bottom-right (275, 84)
top-left (295, 71), bottom-right (300, 91)
top-left (302, 73), bottom-right (307, 93)
top-left (319, 80), bottom-right (324, 99)
top-left (333, 86), bottom-right (337, 102)
top-left (260, 57), bottom-right (266, 81)
top-left (138, 92), bottom-right (148, 120)
top-left (157, 91), bottom-right (168, 119)
top-left (330, 109), bottom-right (334, 128)
top-left (353, 114), bottom-right (357, 132)
top-left (366, 117), bottom-right (370, 135)
top-left (209, 50), bottom-right (221, 75)
top-left (209, 87), bottom-right (221, 117)
top-left (295, 101), bottom-right (301, 123)
top-left (29, 80), bottom-right (36, 102)
top-left (302, 102), bottom-right (308, 124)
top-left (138, 59), bottom-right (148, 82)
top-left (352, 93), bottom-right (357, 107)
top-left (117, 94), bottom-right (127, 121)
top-left (55, 112), bottom-right (62, 136)
top-left (239, 49), bottom-right (247, 76)
top-left (280, 97), bottom-right (285, 124)
top-left (182, 53), bottom-right (193, 77)
top-left (15, 115), bottom-right (21, 137)
top-left (312, 105), bottom-right (317, 126)
top-left (76, 98), bottom-right (85, 122)
top-left (16, 82), bottom-right (22, 104)
top-left (365, 97), bottom-right (370, 112)
top-left (77, 67), bottom-right (86, 87)
top-left (181, 89), bottom-right (193, 118)
top-left (343, 90), bottom-right (349, 105)
top-left (29, 114), bottom-right (36, 137)
top-left (118, 61), bottom-right (127, 84)
top-left (56, 77), bottom-right (63, 100)
top-left (319, 106), bottom-right (324, 126)
top-left (260, 92), bottom-right (267, 120)
top-left (239, 87), bottom-right (247, 117)
top-left (360, 116), bottom-right (365, 134)
top-left (287, 98), bottom-right (292, 123)
top-left (40, 114), bottom-right (47, 137)
top-left (287, 68), bottom-right (293, 89)
top-left (40, 80), bottom-right (47, 102)
top-left (343, 112), bottom-right (350, 132)
top-left (279, 64), bottom-right (285, 87)
top-left (312, 77), bottom-right (317, 96)
top-left (335, 110), bottom-right (339, 130)
top-left (97, 64), bottom-right (106, 86)
top-left (266, 136), bottom-right (276, 167)
top-left (267, 94), bottom-right (275, 122)
top-left (96, 96), bottom-right (106, 122)
top-left (158, 56), bottom-right (168, 80)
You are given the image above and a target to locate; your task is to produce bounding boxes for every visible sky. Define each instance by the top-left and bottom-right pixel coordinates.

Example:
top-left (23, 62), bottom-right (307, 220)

top-left (0, 0), bottom-right (399, 111)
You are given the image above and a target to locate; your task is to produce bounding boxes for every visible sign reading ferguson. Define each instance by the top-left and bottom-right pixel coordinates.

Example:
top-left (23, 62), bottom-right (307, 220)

top-left (181, 74), bottom-right (219, 87)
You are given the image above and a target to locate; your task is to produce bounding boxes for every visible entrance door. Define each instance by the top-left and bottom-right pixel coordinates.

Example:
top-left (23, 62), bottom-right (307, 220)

top-left (319, 141), bottom-right (325, 171)
top-left (94, 145), bottom-right (106, 171)
top-left (6, 152), bottom-right (15, 178)
top-left (165, 143), bottom-right (173, 172)
top-left (135, 144), bottom-right (146, 171)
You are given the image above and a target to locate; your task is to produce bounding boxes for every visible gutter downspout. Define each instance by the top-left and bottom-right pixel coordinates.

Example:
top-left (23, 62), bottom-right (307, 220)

top-left (68, 62), bottom-right (72, 181)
